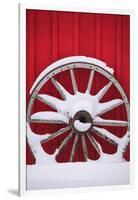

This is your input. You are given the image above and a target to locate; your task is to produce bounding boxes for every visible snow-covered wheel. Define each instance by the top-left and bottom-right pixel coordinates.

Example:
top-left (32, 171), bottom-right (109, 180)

top-left (27, 56), bottom-right (130, 164)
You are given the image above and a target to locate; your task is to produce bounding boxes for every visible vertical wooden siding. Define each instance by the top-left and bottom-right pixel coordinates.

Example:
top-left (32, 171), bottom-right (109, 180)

top-left (26, 10), bottom-right (130, 164)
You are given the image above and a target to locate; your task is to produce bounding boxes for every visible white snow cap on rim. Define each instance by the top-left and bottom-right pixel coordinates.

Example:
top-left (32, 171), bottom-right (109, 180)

top-left (30, 56), bottom-right (114, 94)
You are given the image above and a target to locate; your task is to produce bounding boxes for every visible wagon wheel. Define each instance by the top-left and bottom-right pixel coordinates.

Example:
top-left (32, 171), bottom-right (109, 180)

top-left (27, 56), bottom-right (130, 162)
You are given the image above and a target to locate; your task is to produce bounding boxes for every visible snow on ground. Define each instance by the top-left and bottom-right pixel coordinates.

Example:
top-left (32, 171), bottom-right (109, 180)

top-left (27, 161), bottom-right (129, 190)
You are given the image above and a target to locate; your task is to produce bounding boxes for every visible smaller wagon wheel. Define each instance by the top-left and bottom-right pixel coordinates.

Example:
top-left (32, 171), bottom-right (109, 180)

top-left (27, 56), bottom-right (130, 162)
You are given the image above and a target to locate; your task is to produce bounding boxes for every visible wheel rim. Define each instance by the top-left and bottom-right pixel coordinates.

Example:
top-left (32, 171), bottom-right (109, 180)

top-left (27, 59), bottom-right (130, 163)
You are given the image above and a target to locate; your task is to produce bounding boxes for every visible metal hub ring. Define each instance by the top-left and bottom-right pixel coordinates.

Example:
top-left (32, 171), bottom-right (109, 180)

top-left (70, 111), bottom-right (93, 134)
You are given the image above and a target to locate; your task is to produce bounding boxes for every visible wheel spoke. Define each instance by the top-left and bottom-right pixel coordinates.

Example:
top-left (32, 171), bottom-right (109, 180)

top-left (81, 134), bottom-right (88, 161)
top-left (69, 134), bottom-right (79, 162)
top-left (37, 94), bottom-right (62, 110)
top-left (31, 111), bottom-right (68, 124)
top-left (96, 81), bottom-right (112, 101)
top-left (97, 99), bottom-right (124, 116)
top-left (41, 126), bottom-right (70, 144)
top-left (87, 134), bottom-right (101, 155)
top-left (57, 131), bottom-right (74, 154)
top-left (70, 69), bottom-right (78, 94)
top-left (92, 126), bottom-right (120, 145)
top-left (51, 78), bottom-right (70, 99)
top-left (93, 117), bottom-right (128, 127)
top-left (86, 69), bottom-right (95, 93)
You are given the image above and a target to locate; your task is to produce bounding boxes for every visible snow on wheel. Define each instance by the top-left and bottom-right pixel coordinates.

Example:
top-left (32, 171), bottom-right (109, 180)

top-left (27, 56), bottom-right (130, 164)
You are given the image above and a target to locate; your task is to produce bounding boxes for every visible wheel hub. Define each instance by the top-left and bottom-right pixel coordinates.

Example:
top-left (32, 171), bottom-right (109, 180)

top-left (70, 111), bottom-right (93, 134)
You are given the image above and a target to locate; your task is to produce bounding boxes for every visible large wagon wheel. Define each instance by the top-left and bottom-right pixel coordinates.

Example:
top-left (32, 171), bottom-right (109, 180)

top-left (27, 56), bottom-right (130, 163)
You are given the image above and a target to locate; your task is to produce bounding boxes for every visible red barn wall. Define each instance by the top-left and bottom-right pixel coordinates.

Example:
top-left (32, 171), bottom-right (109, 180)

top-left (26, 10), bottom-right (130, 164)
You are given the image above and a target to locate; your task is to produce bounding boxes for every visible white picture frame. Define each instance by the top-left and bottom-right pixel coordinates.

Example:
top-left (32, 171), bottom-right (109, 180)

top-left (19, 2), bottom-right (135, 196)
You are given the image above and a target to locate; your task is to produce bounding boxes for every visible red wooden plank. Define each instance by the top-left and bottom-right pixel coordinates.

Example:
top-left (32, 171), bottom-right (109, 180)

top-left (58, 11), bottom-right (74, 58)
top-left (51, 11), bottom-right (58, 62)
top-left (121, 15), bottom-right (130, 160)
top-left (73, 12), bottom-right (79, 55)
top-left (78, 13), bottom-right (96, 160)
top-left (79, 13), bottom-right (96, 56)
top-left (26, 10), bottom-right (36, 105)
top-left (26, 10), bottom-right (36, 164)
top-left (122, 15), bottom-right (130, 100)
top-left (95, 14), bottom-right (102, 59)
top-left (100, 14), bottom-right (117, 154)
top-left (115, 15), bottom-right (123, 138)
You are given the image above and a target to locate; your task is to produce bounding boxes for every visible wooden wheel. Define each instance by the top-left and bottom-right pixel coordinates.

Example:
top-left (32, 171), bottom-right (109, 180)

top-left (27, 56), bottom-right (130, 163)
